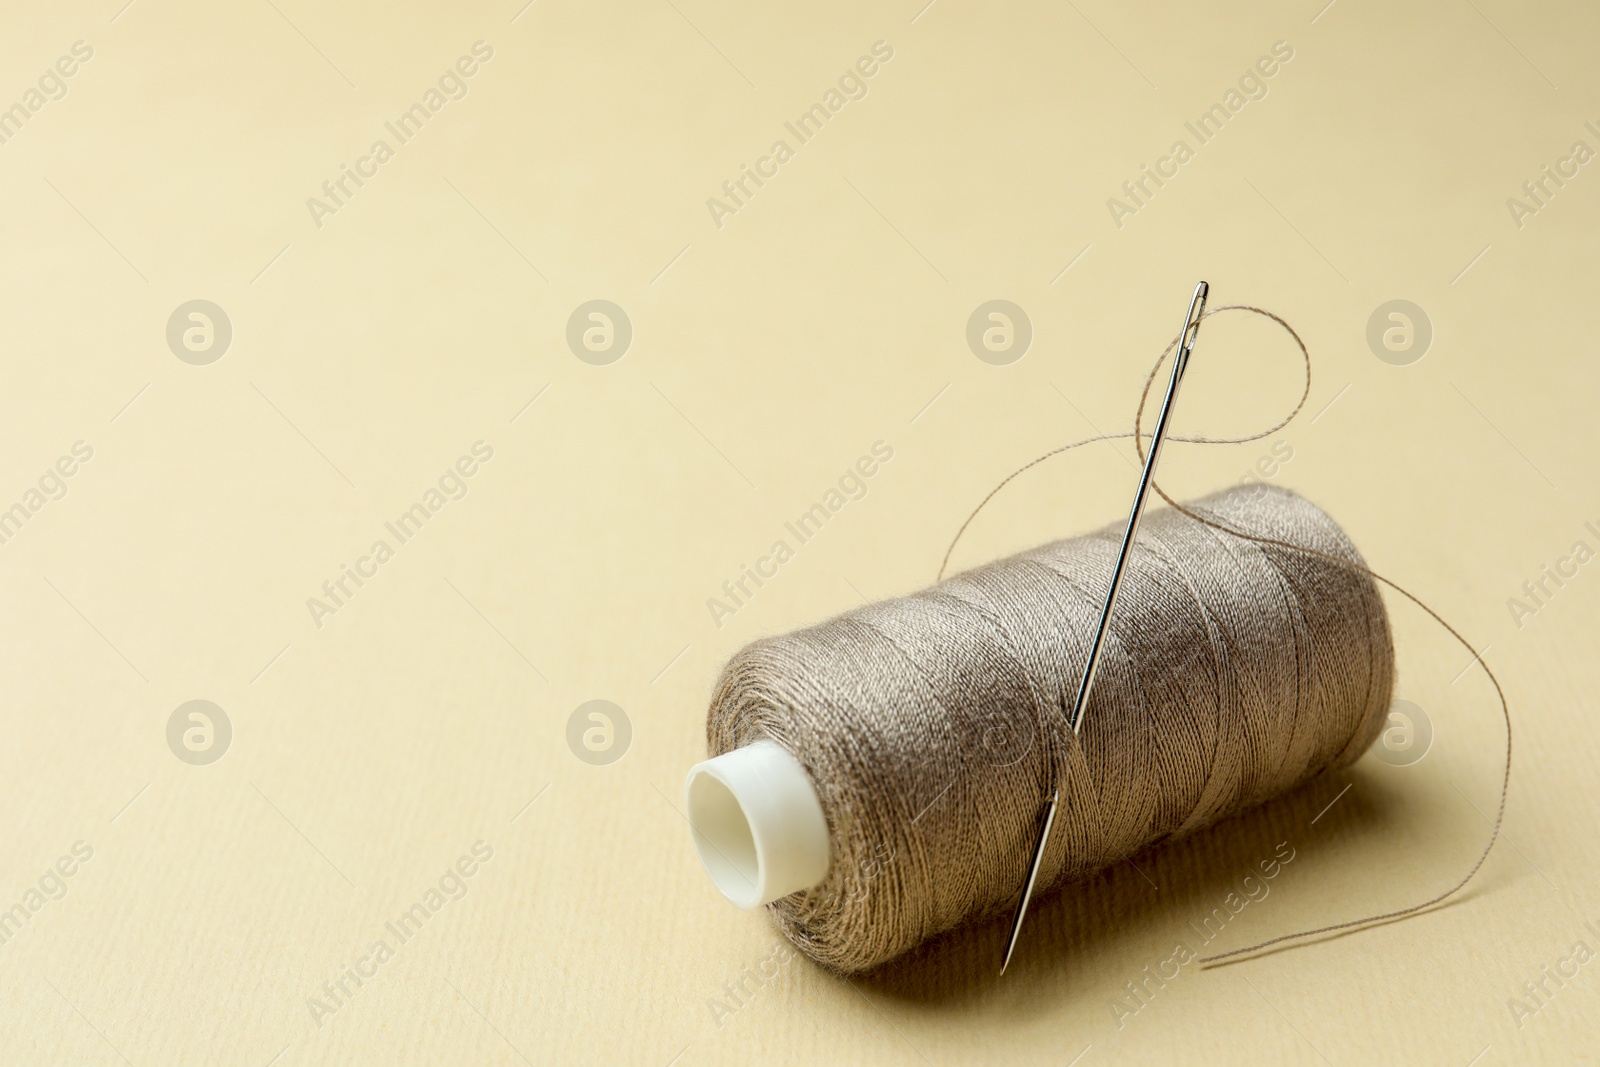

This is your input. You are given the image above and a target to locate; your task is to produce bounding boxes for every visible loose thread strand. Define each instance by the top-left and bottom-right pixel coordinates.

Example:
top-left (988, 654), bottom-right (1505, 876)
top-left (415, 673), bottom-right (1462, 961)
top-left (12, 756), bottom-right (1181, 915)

top-left (942, 303), bottom-right (1510, 968)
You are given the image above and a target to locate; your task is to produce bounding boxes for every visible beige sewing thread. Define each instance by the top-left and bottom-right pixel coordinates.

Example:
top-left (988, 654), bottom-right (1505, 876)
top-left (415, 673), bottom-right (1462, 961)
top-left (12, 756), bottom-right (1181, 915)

top-left (705, 305), bottom-right (1509, 975)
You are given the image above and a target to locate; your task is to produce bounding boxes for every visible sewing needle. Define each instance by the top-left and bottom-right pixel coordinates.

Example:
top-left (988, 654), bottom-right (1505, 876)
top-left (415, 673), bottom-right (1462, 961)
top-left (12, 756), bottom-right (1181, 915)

top-left (999, 280), bottom-right (1209, 975)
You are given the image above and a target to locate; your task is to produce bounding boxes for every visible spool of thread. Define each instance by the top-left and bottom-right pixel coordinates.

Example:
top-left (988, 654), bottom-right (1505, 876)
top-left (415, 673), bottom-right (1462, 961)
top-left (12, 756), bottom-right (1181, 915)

top-left (685, 482), bottom-right (1393, 973)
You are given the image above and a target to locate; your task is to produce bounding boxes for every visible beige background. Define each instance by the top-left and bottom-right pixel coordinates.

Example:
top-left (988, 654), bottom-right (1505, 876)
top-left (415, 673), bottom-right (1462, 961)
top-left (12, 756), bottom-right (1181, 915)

top-left (0, 0), bottom-right (1595, 1063)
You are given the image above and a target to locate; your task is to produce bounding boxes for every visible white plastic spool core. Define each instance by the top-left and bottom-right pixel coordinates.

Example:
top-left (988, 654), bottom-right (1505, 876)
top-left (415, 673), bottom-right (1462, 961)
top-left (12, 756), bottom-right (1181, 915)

top-left (684, 740), bottom-right (830, 909)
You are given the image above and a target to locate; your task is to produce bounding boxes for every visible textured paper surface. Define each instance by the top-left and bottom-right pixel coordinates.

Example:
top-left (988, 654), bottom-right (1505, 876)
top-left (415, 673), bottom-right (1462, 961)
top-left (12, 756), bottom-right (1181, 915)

top-left (0, 2), bottom-right (1595, 1064)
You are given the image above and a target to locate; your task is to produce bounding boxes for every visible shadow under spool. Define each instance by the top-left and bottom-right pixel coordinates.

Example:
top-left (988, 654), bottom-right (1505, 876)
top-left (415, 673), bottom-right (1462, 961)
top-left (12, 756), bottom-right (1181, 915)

top-left (699, 483), bottom-right (1394, 974)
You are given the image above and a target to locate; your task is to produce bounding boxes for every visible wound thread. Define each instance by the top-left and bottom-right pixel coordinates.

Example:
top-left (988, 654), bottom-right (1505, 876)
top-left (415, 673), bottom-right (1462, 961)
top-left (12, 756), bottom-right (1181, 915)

top-left (707, 483), bottom-right (1393, 973)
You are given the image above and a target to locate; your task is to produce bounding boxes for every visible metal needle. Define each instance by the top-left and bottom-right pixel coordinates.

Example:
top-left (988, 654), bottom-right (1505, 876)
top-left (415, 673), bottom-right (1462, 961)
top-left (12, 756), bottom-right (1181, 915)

top-left (999, 280), bottom-right (1209, 975)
